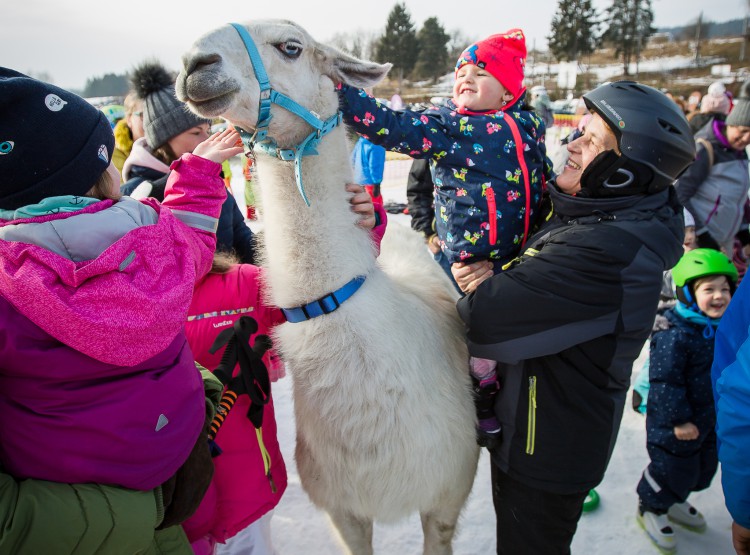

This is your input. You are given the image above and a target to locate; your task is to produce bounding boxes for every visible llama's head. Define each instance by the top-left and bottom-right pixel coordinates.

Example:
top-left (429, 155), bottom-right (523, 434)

top-left (176, 20), bottom-right (391, 148)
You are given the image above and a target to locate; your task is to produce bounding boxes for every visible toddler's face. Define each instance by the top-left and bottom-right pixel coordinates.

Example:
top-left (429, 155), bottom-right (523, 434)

top-left (452, 65), bottom-right (509, 112)
top-left (694, 275), bottom-right (731, 319)
top-left (683, 226), bottom-right (696, 251)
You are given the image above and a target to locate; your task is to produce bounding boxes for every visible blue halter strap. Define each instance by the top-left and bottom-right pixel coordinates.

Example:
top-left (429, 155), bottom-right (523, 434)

top-left (229, 22), bottom-right (342, 207)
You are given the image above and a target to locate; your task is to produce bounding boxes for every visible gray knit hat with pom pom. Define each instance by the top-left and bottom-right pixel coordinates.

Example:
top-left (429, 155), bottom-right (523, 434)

top-left (726, 79), bottom-right (750, 128)
top-left (131, 61), bottom-right (210, 150)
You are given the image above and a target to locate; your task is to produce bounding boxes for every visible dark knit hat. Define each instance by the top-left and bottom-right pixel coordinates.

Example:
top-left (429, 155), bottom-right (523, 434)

top-left (0, 67), bottom-right (114, 210)
top-left (726, 79), bottom-right (750, 127)
top-left (131, 61), bottom-right (210, 150)
top-left (455, 29), bottom-right (527, 101)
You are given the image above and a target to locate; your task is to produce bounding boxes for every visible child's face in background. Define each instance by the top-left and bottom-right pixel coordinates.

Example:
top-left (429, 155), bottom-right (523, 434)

top-left (725, 125), bottom-right (750, 151)
top-left (453, 65), bottom-right (510, 112)
top-left (694, 275), bottom-right (731, 318)
top-left (167, 123), bottom-right (211, 159)
top-left (683, 226), bottom-right (696, 251)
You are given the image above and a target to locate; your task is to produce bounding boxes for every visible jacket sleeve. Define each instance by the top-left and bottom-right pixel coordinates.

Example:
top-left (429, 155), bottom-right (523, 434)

top-left (456, 225), bottom-right (654, 363)
top-left (227, 194), bottom-right (256, 265)
top-left (159, 153), bottom-right (228, 280)
top-left (338, 85), bottom-right (454, 156)
top-left (674, 144), bottom-right (712, 234)
top-left (406, 158), bottom-right (435, 237)
top-left (648, 329), bottom-right (694, 425)
top-left (712, 278), bottom-right (750, 528)
top-left (367, 142), bottom-right (386, 184)
top-left (0, 473), bottom-right (164, 554)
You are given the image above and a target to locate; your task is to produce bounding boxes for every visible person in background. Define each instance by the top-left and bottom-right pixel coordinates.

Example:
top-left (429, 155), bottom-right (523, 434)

top-left (676, 78), bottom-right (750, 256)
top-left (351, 135), bottom-right (385, 206)
top-left (454, 81), bottom-right (694, 554)
top-left (529, 85), bottom-right (555, 130)
top-left (112, 91), bottom-right (145, 177)
top-left (711, 272), bottom-right (750, 555)
top-left (121, 61), bottom-right (255, 264)
top-left (636, 249), bottom-right (737, 552)
top-left (0, 67), bottom-right (241, 552)
top-left (687, 81), bottom-right (732, 134)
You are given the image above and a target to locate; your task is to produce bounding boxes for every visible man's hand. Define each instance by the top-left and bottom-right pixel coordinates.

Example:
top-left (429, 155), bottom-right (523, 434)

top-left (451, 260), bottom-right (494, 294)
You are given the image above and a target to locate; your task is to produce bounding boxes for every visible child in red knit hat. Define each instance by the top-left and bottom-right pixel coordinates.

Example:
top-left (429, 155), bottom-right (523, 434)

top-left (339, 28), bottom-right (553, 448)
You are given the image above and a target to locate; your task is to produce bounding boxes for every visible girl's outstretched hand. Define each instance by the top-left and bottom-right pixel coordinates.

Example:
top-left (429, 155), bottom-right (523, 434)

top-left (193, 128), bottom-right (244, 164)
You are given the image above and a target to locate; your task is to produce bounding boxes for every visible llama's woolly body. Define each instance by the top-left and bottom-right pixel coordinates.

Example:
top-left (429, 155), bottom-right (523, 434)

top-left (178, 20), bottom-right (479, 553)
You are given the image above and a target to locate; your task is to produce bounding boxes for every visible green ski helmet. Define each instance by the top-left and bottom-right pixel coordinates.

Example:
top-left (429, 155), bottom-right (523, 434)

top-left (672, 248), bottom-right (738, 307)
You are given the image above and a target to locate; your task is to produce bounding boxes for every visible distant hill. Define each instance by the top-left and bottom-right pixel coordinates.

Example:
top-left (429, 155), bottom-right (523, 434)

top-left (658, 17), bottom-right (746, 39)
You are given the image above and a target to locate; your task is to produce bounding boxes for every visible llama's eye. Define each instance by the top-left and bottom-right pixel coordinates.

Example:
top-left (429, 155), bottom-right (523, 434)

top-left (276, 41), bottom-right (302, 59)
top-left (0, 141), bottom-right (13, 155)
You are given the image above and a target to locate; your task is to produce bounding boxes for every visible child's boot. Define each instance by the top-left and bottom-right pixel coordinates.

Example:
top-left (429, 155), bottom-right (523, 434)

top-left (668, 500), bottom-right (706, 532)
top-left (471, 375), bottom-right (501, 448)
top-left (637, 505), bottom-right (677, 553)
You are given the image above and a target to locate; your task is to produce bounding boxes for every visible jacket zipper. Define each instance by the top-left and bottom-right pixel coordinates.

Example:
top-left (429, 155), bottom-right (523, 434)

top-left (526, 375), bottom-right (537, 455)
top-left (706, 194), bottom-right (721, 224)
top-left (486, 187), bottom-right (497, 245)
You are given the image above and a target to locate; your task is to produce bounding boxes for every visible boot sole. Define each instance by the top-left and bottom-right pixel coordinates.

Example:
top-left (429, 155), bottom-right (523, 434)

top-left (636, 512), bottom-right (677, 553)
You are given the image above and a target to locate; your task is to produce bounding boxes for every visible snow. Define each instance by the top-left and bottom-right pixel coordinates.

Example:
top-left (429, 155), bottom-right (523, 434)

top-left (229, 154), bottom-right (737, 555)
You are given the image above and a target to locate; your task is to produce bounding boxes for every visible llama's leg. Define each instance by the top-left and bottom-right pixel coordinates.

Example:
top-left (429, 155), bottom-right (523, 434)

top-left (420, 506), bottom-right (462, 555)
top-left (327, 509), bottom-right (374, 555)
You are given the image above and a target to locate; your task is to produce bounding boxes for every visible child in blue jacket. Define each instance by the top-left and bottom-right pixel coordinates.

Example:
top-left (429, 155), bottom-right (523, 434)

top-left (636, 249), bottom-right (738, 552)
top-left (339, 29), bottom-right (553, 447)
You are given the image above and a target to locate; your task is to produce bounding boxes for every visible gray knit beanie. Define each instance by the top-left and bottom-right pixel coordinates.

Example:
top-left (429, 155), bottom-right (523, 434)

top-left (726, 79), bottom-right (750, 128)
top-left (131, 61), bottom-right (210, 150)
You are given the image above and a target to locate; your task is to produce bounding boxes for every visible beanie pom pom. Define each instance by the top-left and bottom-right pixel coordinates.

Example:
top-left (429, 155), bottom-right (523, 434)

top-left (131, 62), bottom-right (174, 100)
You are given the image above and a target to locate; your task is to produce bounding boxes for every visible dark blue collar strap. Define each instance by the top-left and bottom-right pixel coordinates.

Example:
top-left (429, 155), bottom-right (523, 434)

top-left (281, 276), bottom-right (366, 323)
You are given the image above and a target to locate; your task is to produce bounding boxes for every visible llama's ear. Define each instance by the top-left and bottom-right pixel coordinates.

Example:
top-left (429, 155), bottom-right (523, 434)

top-left (316, 44), bottom-right (391, 89)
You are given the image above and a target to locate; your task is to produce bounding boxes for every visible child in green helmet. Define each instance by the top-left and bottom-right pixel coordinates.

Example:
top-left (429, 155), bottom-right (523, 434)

top-left (636, 248), bottom-right (738, 552)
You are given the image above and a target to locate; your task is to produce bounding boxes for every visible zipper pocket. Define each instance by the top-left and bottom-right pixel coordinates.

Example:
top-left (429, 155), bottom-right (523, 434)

top-left (486, 187), bottom-right (497, 245)
top-left (706, 194), bottom-right (721, 224)
top-left (526, 376), bottom-right (537, 455)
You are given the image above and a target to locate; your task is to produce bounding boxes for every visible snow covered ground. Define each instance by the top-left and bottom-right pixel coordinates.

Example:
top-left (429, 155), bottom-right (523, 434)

top-left (229, 153), bottom-right (737, 555)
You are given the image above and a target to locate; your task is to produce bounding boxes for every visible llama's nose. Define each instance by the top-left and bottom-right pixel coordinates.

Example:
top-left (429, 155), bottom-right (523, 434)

top-left (183, 53), bottom-right (222, 76)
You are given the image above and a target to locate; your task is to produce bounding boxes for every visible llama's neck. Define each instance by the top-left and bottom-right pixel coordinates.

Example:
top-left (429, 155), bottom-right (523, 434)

top-left (254, 126), bottom-right (377, 308)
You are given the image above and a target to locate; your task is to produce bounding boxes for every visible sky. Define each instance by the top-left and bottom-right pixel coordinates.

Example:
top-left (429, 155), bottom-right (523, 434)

top-left (2, 0), bottom-right (747, 91)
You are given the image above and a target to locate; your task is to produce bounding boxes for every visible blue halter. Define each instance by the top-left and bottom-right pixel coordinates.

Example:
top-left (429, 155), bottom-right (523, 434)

top-left (229, 22), bottom-right (342, 207)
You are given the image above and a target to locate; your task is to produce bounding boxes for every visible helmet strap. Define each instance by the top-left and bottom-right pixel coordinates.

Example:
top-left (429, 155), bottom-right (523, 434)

top-left (578, 150), bottom-right (653, 198)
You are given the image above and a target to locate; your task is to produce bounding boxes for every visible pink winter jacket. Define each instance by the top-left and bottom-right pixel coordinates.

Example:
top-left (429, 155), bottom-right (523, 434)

top-left (0, 154), bottom-right (225, 489)
top-left (183, 264), bottom-right (287, 543)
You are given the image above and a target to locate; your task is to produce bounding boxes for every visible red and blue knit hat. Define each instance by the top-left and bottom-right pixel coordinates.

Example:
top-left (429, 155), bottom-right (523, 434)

top-left (0, 67), bottom-right (114, 210)
top-left (455, 29), bottom-right (527, 101)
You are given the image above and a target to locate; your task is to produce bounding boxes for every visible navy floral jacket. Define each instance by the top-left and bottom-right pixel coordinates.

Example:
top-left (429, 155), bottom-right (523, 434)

top-left (339, 85), bottom-right (554, 265)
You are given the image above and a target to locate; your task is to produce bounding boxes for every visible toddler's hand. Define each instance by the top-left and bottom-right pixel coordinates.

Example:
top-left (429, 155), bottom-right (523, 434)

top-left (674, 422), bottom-right (699, 440)
top-left (452, 260), bottom-right (494, 294)
top-left (346, 183), bottom-right (376, 229)
top-left (192, 128), bottom-right (244, 164)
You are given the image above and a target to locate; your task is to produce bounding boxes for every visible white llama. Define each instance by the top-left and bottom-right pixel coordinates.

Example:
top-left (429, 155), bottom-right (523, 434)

top-left (177, 20), bottom-right (480, 555)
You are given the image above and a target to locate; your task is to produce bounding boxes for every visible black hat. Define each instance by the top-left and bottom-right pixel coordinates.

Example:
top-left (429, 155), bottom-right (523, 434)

top-left (0, 67), bottom-right (114, 210)
top-left (131, 61), bottom-right (210, 150)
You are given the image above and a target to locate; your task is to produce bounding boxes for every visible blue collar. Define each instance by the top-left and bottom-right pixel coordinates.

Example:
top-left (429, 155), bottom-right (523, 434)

top-left (229, 22), bottom-right (343, 207)
top-left (281, 276), bottom-right (366, 323)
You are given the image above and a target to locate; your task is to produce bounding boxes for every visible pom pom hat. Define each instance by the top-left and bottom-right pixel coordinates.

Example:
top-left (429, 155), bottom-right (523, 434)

top-left (0, 67), bottom-right (114, 211)
top-left (131, 61), bottom-right (210, 151)
top-left (455, 29), bottom-right (527, 102)
top-left (726, 78), bottom-right (750, 128)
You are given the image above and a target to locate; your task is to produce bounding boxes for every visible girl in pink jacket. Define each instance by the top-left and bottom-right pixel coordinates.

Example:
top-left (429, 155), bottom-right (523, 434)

top-left (183, 186), bottom-right (386, 554)
top-left (0, 68), bottom-right (242, 501)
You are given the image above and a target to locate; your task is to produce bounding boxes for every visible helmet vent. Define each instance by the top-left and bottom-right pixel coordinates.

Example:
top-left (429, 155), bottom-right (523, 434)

top-left (657, 117), bottom-right (684, 136)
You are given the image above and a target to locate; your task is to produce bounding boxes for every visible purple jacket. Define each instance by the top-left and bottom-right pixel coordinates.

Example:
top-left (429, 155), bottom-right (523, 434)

top-left (0, 153), bottom-right (225, 490)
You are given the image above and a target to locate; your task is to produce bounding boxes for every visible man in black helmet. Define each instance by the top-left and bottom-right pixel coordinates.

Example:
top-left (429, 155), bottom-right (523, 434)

top-left (453, 81), bottom-right (695, 554)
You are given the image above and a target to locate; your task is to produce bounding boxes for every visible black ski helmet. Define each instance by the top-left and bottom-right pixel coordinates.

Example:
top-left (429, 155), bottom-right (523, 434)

top-left (580, 81), bottom-right (696, 196)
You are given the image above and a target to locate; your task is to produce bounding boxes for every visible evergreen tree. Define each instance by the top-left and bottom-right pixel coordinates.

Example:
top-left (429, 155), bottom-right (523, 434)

top-left (413, 17), bottom-right (450, 82)
top-left (375, 3), bottom-right (419, 86)
top-left (82, 73), bottom-right (129, 98)
top-left (602, 0), bottom-right (655, 75)
top-left (547, 0), bottom-right (600, 61)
